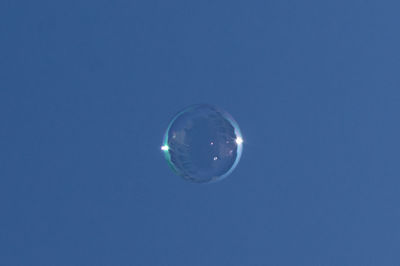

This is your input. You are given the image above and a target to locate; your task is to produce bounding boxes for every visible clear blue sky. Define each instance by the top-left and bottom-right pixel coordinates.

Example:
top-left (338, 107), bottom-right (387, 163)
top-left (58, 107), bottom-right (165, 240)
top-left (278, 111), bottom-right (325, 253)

top-left (1, 0), bottom-right (400, 265)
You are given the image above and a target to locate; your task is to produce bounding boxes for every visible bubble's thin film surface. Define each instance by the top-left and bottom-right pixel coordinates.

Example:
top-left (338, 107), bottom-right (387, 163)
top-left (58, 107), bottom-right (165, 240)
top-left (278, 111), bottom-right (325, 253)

top-left (162, 104), bottom-right (243, 183)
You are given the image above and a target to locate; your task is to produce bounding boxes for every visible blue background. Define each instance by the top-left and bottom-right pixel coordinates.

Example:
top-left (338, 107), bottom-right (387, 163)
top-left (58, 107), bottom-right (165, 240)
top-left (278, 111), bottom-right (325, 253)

top-left (1, 0), bottom-right (400, 265)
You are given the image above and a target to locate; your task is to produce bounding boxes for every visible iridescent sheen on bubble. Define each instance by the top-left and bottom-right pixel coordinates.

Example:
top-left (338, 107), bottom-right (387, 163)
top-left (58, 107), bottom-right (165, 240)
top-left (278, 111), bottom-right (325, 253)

top-left (162, 104), bottom-right (243, 183)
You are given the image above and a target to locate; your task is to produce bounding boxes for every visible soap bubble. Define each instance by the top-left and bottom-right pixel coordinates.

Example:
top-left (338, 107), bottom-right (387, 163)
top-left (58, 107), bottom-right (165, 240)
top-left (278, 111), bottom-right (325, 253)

top-left (161, 104), bottom-right (243, 183)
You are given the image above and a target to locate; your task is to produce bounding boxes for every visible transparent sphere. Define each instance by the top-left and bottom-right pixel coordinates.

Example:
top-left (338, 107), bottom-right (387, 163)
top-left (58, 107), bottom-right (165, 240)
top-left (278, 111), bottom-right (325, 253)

top-left (161, 104), bottom-right (243, 183)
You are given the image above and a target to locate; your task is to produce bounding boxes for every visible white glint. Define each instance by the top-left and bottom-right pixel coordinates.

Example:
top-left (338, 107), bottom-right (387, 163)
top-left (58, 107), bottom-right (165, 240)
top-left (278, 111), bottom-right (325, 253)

top-left (161, 145), bottom-right (169, 151)
top-left (235, 136), bottom-right (243, 145)
top-left (213, 156), bottom-right (218, 161)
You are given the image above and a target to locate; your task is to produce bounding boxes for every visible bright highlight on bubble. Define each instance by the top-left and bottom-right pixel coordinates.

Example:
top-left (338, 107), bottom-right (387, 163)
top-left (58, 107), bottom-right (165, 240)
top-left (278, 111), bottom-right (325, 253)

top-left (161, 145), bottom-right (169, 151)
top-left (235, 136), bottom-right (243, 145)
top-left (161, 104), bottom-right (243, 183)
